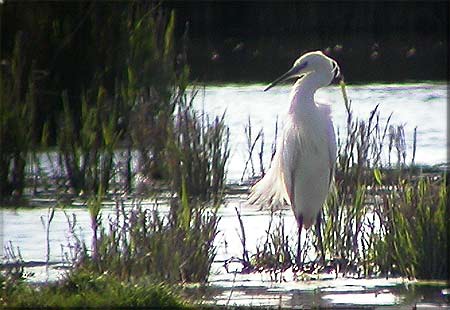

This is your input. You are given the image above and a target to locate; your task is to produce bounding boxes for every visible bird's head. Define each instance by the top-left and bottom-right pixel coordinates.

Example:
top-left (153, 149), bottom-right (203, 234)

top-left (264, 51), bottom-right (341, 91)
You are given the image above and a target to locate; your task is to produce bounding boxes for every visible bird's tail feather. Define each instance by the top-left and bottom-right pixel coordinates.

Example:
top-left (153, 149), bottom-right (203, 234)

top-left (248, 152), bottom-right (290, 209)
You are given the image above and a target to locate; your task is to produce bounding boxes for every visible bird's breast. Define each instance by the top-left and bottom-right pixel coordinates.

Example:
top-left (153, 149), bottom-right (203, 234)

top-left (294, 115), bottom-right (329, 154)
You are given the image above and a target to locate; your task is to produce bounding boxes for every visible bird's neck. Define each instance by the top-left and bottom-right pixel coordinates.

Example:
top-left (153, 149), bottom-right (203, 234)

top-left (289, 72), bottom-right (325, 114)
top-left (295, 71), bottom-right (329, 95)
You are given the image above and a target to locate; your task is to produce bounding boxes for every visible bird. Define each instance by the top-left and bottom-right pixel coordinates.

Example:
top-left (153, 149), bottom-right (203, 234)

top-left (248, 51), bottom-right (340, 267)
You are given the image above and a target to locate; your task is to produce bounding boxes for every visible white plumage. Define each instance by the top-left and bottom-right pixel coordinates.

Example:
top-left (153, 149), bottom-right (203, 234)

top-left (248, 51), bottom-right (340, 263)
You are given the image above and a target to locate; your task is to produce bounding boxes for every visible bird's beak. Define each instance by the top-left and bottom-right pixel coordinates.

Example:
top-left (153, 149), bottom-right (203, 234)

top-left (264, 62), bottom-right (307, 91)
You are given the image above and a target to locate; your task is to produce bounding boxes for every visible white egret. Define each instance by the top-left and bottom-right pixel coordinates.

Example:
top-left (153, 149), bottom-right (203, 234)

top-left (249, 51), bottom-right (340, 266)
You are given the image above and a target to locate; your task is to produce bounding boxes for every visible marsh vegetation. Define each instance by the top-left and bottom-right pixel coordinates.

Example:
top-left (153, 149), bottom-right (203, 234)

top-left (238, 82), bottom-right (447, 281)
top-left (1, 1), bottom-right (447, 308)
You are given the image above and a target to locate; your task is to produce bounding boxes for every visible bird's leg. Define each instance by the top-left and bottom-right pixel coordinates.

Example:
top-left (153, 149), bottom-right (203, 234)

top-left (316, 212), bottom-right (326, 269)
top-left (295, 215), bottom-right (303, 269)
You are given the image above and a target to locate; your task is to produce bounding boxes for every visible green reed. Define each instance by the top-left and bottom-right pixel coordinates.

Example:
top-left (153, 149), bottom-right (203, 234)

top-left (0, 4), bottom-right (230, 205)
top-left (0, 32), bottom-right (37, 200)
top-left (57, 86), bottom-right (121, 196)
top-left (252, 211), bottom-right (293, 273)
top-left (68, 186), bottom-right (220, 284)
top-left (374, 175), bottom-right (447, 279)
top-left (167, 88), bottom-right (230, 204)
top-left (125, 9), bottom-right (188, 181)
top-left (321, 82), bottom-right (447, 279)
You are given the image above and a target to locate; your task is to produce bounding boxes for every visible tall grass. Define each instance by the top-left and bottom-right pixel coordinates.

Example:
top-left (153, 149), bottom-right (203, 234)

top-left (57, 87), bottom-right (121, 196)
top-left (252, 211), bottom-right (293, 274)
top-left (1, 7), bottom-right (228, 295)
top-left (2, 241), bottom-right (27, 285)
top-left (322, 82), bottom-right (447, 279)
top-left (374, 175), bottom-right (447, 279)
top-left (241, 117), bottom-right (278, 182)
top-left (125, 9), bottom-right (187, 181)
top-left (53, 7), bottom-right (183, 196)
top-left (167, 88), bottom-right (230, 203)
top-left (0, 32), bottom-right (36, 200)
top-left (68, 190), bottom-right (220, 284)
top-left (320, 83), bottom-right (388, 274)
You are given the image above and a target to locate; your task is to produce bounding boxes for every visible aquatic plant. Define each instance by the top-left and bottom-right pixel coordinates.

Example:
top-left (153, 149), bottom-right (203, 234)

top-left (241, 117), bottom-right (279, 182)
top-left (124, 7), bottom-right (191, 182)
top-left (322, 82), bottom-right (447, 279)
top-left (374, 175), bottom-right (447, 279)
top-left (241, 117), bottom-right (264, 180)
top-left (69, 186), bottom-right (220, 284)
top-left (252, 211), bottom-right (294, 274)
top-left (167, 88), bottom-right (230, 203)
top-left (233, 206), bottom-right (253, 272)
top-left (1, 241), bottom-right (26, 284)
top-left (0, 3), bottom-right (231, 232)
top-left (0, 32), bottom-right (37, 200)
top-left (40, 206), bottom-right (56, 264)
top-left (57, 86), bottom-right (121, 196)
top-left (320, 87), bottom-right (386, 274)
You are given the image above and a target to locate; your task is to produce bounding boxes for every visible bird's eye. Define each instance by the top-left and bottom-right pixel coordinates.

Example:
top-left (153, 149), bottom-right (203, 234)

top-left (298, 61), bottom-right (308, 70)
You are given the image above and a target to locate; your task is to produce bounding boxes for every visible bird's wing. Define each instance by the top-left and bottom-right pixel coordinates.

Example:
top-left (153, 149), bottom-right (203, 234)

top-left (317, 103), bottom-right (336, 186)
top-left (279, 117), bottom-right (301, 205)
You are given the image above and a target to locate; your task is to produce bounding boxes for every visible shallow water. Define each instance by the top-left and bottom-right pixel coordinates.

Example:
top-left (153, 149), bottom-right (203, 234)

top-left (2, 195), bottom-right (449, 307)
top-left (1, 83), bottom-right (448, 307)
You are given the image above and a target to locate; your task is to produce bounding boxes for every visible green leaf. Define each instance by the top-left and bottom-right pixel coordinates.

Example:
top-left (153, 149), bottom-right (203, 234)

top-left (180, 177), bottom-right (191, 231)
top-left (163, 10), bottom-right (176, 59)
top-left (340, 80), bottom-right (351, 112)
top-left (373, 168), bottom-right (383, 185)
